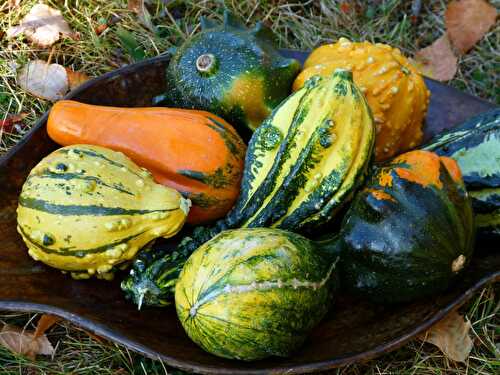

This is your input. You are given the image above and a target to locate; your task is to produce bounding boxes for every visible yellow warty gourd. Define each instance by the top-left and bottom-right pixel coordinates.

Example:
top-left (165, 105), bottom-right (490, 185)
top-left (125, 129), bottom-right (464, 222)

top-left (293, 38), bottom-right (430, 161)
top-left (17, 145), bottom-right (190, 280)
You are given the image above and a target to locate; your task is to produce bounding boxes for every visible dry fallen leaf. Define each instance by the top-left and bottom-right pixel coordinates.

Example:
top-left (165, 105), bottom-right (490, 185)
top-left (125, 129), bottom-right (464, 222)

top-left (18, 60), bottom-right (69, 101)
top-left (34, 314), bottom-right (61, 338)
top-left (7, 4), bottom-right (73, 48)
top-left (0, 113), bottom-right (28, 133)
top-left (65, 68), bottom-right (90, 90)
top-left (414, 35), bottom-right (458, 81)
top-left (0, 324), bottom-right (54, 359)
top-left (445, 0), bottom-right (497, 54)
top-left (418, 311), bottom-right (473, 363)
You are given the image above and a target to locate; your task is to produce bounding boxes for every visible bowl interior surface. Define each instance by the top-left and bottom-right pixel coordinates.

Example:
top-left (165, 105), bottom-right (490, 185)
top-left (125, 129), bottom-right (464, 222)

top-left (0, 51), bottom-right (498, 375)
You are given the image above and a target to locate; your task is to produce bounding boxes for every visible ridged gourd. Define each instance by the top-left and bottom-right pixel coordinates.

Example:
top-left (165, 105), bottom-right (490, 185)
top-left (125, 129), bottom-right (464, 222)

top-left (17, 145), bottom-right (190, 280)
top-left (164, 10), bottom-right (301, 137)
top-left (122, 68), bottom-right (375, 307)
top-left (176, 228), bottom-right (338, 361)
top-left (293, 38), bottom-right (430, 161)
top-left (423, 109), bottom-right (500, 239)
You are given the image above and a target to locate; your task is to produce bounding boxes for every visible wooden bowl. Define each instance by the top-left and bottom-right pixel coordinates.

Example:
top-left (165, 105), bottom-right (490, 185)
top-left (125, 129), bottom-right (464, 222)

top-left (0, 51), bottom-right (498, 374)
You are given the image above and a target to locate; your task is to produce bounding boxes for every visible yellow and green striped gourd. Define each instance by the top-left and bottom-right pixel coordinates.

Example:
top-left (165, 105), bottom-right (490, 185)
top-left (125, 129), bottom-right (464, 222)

top-left (17, 145), bottom-right (190, 280)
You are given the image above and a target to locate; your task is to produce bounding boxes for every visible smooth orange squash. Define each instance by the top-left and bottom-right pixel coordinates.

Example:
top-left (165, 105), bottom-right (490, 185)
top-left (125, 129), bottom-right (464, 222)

top-left (47, 100), bottom-right (246, 225)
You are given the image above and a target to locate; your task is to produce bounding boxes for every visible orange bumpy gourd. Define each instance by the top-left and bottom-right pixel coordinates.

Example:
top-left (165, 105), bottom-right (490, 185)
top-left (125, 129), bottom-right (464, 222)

top-left (293, 38), bottom-right (430, 161)
top-left (47, 100), bottom-right (246, 225)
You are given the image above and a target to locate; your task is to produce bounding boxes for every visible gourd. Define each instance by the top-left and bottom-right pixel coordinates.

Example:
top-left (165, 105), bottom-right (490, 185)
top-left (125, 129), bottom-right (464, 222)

top-left (423, 109), bottom-right (500, 239)
top-left (16, 145), bottom-right (190, 280)
top-left (293, 38), bottom-right (430, 161)
top-left (336, 150), bottom-right (475, 303)
top-left (177, 152), bottom-right (475, 358)
top-left (164, 10), bottom-right (301, 137)
top-left (121, 69), bottom-right (375, 307)
top-left (47, 101), bottom-right (246, 225)
top-left (176, 228), bottom-right (338, 361)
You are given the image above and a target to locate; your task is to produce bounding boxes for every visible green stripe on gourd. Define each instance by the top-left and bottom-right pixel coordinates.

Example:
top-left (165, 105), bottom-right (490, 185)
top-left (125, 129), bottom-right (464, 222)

top-left (175, 228), bottom-right (338, 361)
top-left (122, 69), bottom-right (375, 307)
top-left (17, 145), bottom-right (190, 280)
top-left (423, 108), bottom-right (500, 238)
top-left (18, 196), bottom-right (178, 216)
top-left (28, 171), bottom-right (135, 195)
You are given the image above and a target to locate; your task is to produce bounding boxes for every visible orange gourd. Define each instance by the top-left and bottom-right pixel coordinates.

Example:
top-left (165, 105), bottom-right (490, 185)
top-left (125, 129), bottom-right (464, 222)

top-left (47, 100), bottom-right (246, 225)
top-left (294, 39), bottom-right (430, 161)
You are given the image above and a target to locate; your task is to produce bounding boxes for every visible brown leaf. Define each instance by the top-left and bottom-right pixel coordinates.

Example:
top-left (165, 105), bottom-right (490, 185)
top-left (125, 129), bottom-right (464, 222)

top-left (0, 324), bottom-right (54, 359)
top-left (418, 311), bottom-right (473, 363)
top-left (6, 4), bottom-right (73, 48)
top-left (34, 314), bottom-right (61, 338)
top-left (65, 68), bottom-right (90, 90)
top-left (18, 60), bottom-right (69, 101)
top-left (127, 0), bottom-right (143, 13)
top-left (95, 23), bottom-right (109, 35)
top-left (445, 0), bottom-right (497, 54)
top-left (414, 35), bottom-right (458, 81)
top-left (0, 113), bottom-right (28, 132)
top-left (0, 0), bottom-right (20, 11)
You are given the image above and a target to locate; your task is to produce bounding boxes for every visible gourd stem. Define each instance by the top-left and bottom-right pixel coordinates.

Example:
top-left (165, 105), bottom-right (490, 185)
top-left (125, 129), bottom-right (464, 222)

top-left (196, 53), bottom-right (218, 75)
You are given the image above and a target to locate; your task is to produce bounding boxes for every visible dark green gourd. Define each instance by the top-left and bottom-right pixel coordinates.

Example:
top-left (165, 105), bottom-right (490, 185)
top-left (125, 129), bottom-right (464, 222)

top-left (174, 151), bottom-right (474, 360)
top-left (123, 147), bottom-right (475, 307)
top-left (164, 10), bottom-right (301, 137)
top-left (423, 109), bottom-right (500, 238)
top-left (121, 69), bottom-right (375, 307)
top-left (336, 150), bottom-right (475, 303)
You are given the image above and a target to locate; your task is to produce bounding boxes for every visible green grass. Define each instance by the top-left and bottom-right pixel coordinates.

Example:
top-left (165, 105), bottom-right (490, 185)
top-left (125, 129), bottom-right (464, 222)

top-left (0, 0), bottom-right (499, 373)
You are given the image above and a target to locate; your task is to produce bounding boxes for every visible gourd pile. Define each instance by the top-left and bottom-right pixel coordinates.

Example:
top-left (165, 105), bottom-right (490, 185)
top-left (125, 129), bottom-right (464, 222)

top-left (17, 11), bottom-right (500, 362)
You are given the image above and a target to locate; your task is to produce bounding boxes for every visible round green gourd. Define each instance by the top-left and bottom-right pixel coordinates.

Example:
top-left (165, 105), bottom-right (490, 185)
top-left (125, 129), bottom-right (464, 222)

top-left (175, 228), bottom-right (338, 361)
top-left (164, 10), bottom-right (301, 137)
top-left (337, 150), bottom-right (475, 303)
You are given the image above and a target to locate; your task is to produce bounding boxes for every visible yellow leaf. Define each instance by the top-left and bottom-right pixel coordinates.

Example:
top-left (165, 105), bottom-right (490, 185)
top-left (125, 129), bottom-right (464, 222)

top-left (418, 311), bottom-right (473, 363)
top-left (414, 35), bottom-right (458, 81)
top-left (445, 0), bottom-right (497, 54)
top-left (0, 324), bottom-right (54, 360)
